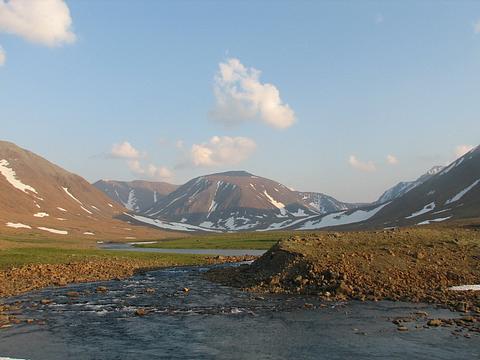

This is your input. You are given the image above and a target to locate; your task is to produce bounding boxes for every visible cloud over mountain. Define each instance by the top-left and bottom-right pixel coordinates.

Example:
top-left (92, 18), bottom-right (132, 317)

top-left (211, 58), bottom-right (295, 129)
top-left (191, 136), bottom-right (256, 167)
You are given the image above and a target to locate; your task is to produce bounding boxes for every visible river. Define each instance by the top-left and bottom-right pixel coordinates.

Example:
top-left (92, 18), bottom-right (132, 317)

top-left (0, 262), bottom-right (478, 359)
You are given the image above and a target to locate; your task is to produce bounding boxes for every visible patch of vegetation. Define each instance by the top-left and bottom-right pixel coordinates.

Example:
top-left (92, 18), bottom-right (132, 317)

top-left (0, 247), bottom-right (209, 270)
top-left (135, 231), bottom-right (300, 250)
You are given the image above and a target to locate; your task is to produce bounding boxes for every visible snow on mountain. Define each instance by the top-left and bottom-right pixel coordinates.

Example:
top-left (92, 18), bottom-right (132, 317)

top-left (376, 166), bottom-right (444, 204)
top-left (296, 191), bottom-right (360, 214)
top-left (142, 171), bottom-right (322, 231)
top-left (364, 145), bottom-right (480, 228)
top-left (93, 180), bottom-right (178, 213)
top-left (0, 141), bottom-right (180, 239)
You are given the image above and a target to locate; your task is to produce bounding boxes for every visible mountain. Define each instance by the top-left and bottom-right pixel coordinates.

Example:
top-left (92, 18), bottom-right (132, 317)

top-left (93, 180), bottom-right (178, 213)
top-left (296, 145), bottom-right (480, 230)
top-left (125, 171), bottom-right (321, 231)
top-left (296, 191), bottom-right (361, 214)
top-left (0, 141), bottom-right (176, 239)
top-left (376, 166), bottom-right (444, 203)
top-left (369, 145), bottom-right (480, 227)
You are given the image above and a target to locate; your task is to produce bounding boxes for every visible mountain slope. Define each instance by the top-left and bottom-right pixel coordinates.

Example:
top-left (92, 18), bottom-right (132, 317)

top-left (296, 191), bottom-right (361, 214)
top-left (0, 141), bottom-right (177, 239)
top-left (376, 166), bottom-right (444, 203)
top-left (295, 145), bottom-right (480, 230)
top-left (370, 145), bottom-right (480, 227)
top-left (93, 180), bottom-right (178, 213)
top-left (139, 171), bottom-right (320, 231)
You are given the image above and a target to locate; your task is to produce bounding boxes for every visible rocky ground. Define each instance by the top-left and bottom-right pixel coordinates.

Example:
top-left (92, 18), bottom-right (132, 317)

top-left (207, 227), bottom-right (480, 334)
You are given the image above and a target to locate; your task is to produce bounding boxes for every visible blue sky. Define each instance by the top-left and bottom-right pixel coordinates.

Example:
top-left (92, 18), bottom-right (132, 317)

top-left (1, 0), bottom-right (479, 202)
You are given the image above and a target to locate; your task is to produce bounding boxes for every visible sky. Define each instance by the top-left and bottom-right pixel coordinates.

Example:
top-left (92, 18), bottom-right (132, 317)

top-left (1, 0), bottom-right (480, 203)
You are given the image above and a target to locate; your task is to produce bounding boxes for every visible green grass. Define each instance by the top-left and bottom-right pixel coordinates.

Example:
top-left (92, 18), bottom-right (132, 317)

top-left (135, 231), bottom-right (297, 250)
top-left (0, 247), bottom-right (210, 270)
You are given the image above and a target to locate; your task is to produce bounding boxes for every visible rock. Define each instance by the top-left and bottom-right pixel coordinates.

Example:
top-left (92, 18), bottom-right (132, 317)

top-left (135, 308), bottom-right (147, 316)
top-left (304, 303), bottom-right (314, 309)
top-left (66, 291), bottom-right (80, 298)
top-left (182, 287), bottom-right (190, 293)
top-left (397, 326), bottom-right (409, 332)
top-left (96, 286), bottom-right (108, 293)
top-left (145, 288), bottom-right (156, 294)
top-left (427, 319), bottom-right (443, 327)
top-left (40, 299), bottom-right (52, 305)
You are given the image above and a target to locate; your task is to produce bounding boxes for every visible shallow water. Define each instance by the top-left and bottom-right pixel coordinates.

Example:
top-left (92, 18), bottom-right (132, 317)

top-left (100, 242), bottom-right (267, 257)
top-left (0, 264), bottom-right (478, 360)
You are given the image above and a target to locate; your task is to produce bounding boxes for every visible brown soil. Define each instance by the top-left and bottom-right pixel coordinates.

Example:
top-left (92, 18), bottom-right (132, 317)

top-left (206, 227), bottom-right (480, 313)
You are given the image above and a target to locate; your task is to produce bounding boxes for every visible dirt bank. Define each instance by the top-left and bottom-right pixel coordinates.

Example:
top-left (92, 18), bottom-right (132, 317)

top-left (207, 228), bottom-right (480, 312)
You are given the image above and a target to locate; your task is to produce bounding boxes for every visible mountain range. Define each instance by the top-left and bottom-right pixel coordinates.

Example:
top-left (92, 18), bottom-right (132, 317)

top-left (1, 139), bottom-right (478, 236)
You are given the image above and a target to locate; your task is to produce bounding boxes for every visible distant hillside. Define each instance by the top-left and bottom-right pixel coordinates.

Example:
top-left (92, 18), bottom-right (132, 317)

top-left (93, 180), bottom-right (178, 213)
top-left (131, 171), bottom-right (320, 231)
top-left (296, 145), bottom-right (480, 230)
top-left (296, 191), bottom-right (361, 214)
top-left (376, 166), bottom-right (444, 203)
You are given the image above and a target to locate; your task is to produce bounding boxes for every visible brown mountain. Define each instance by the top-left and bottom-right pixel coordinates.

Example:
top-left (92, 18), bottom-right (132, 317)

top-left (0, 141), bottom-right (176, 240)
top-left (93, 180), bottom-right (178, 213)
top-left (138, 171), bottom-right (320, 231)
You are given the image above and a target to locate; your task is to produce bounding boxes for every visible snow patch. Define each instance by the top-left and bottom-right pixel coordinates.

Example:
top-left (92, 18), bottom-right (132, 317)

top-left (57, 207), bottom-right (67, 212)
top-left (416, 216), bottom-right (452, 225)
top-left (124, 213), bottom-right (220, 233)
top-left (33, 212), bottom-right (49, 218)
top-left (80, 206), bottom-right (93, 215)
top-left (37, 227), bottom-right (68, 235)
top-left (405, 202), bottom-right (435, 219)
top-left (62, 187), bottom-right (83, 205)
top-left (83, 232), bottom-right (95, 235)
top-left (6, 222), bottom-right (31, 229)
top-left (0, 159), bottom-right (38, 194)
top-left (263, 190), bottom-right (287, 216)
top-left (445, 179), bottom-right (480, 205)
top-left (448, 285), bottom-right (480, 291)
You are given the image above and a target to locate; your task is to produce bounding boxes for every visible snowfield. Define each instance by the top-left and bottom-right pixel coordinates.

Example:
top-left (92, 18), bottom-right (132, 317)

top-left (298, 203), bottom-right (390, 230)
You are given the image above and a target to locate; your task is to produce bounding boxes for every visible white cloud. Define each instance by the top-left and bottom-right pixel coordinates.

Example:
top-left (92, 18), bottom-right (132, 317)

top-left (147, 164), bottom-right (173, 180)
top-left (0, 45), bottom-right (5, 66)
top-left (127, 160), bottom-right (172, 181)
top-left (0, 0), bottom-right (76, 46)
top-left (111, 141), bottom-right (141, 159)
top-left (386, 154), bottom-right (398, 165)
top-left (454, 144), bottom-right (474, 158)
top-left (349, 155), bottom-right (376, 172)
top-left (191, 136), bottom-right (256, 167)
top-left (211, 58), bottom-right (296, 129)
top-left (474, 19), bottom-right (480, 34)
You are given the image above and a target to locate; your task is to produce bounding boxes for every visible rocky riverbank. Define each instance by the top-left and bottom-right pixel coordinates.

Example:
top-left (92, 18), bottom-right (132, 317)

top-left (0, 254), bottom-right (256, 329)
top-left (207, 228), bottom-right (480, 313)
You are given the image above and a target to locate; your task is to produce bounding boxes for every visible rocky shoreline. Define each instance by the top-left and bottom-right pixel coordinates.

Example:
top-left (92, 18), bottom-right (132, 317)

top-left (0, 254), bottom-right (256, 329)
top-left (206, 228), bottom-right (480, 332)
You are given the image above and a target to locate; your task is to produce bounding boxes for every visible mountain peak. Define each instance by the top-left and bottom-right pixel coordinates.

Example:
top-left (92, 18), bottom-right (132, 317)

top-left (209, 170), bottom-right (254, 177)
